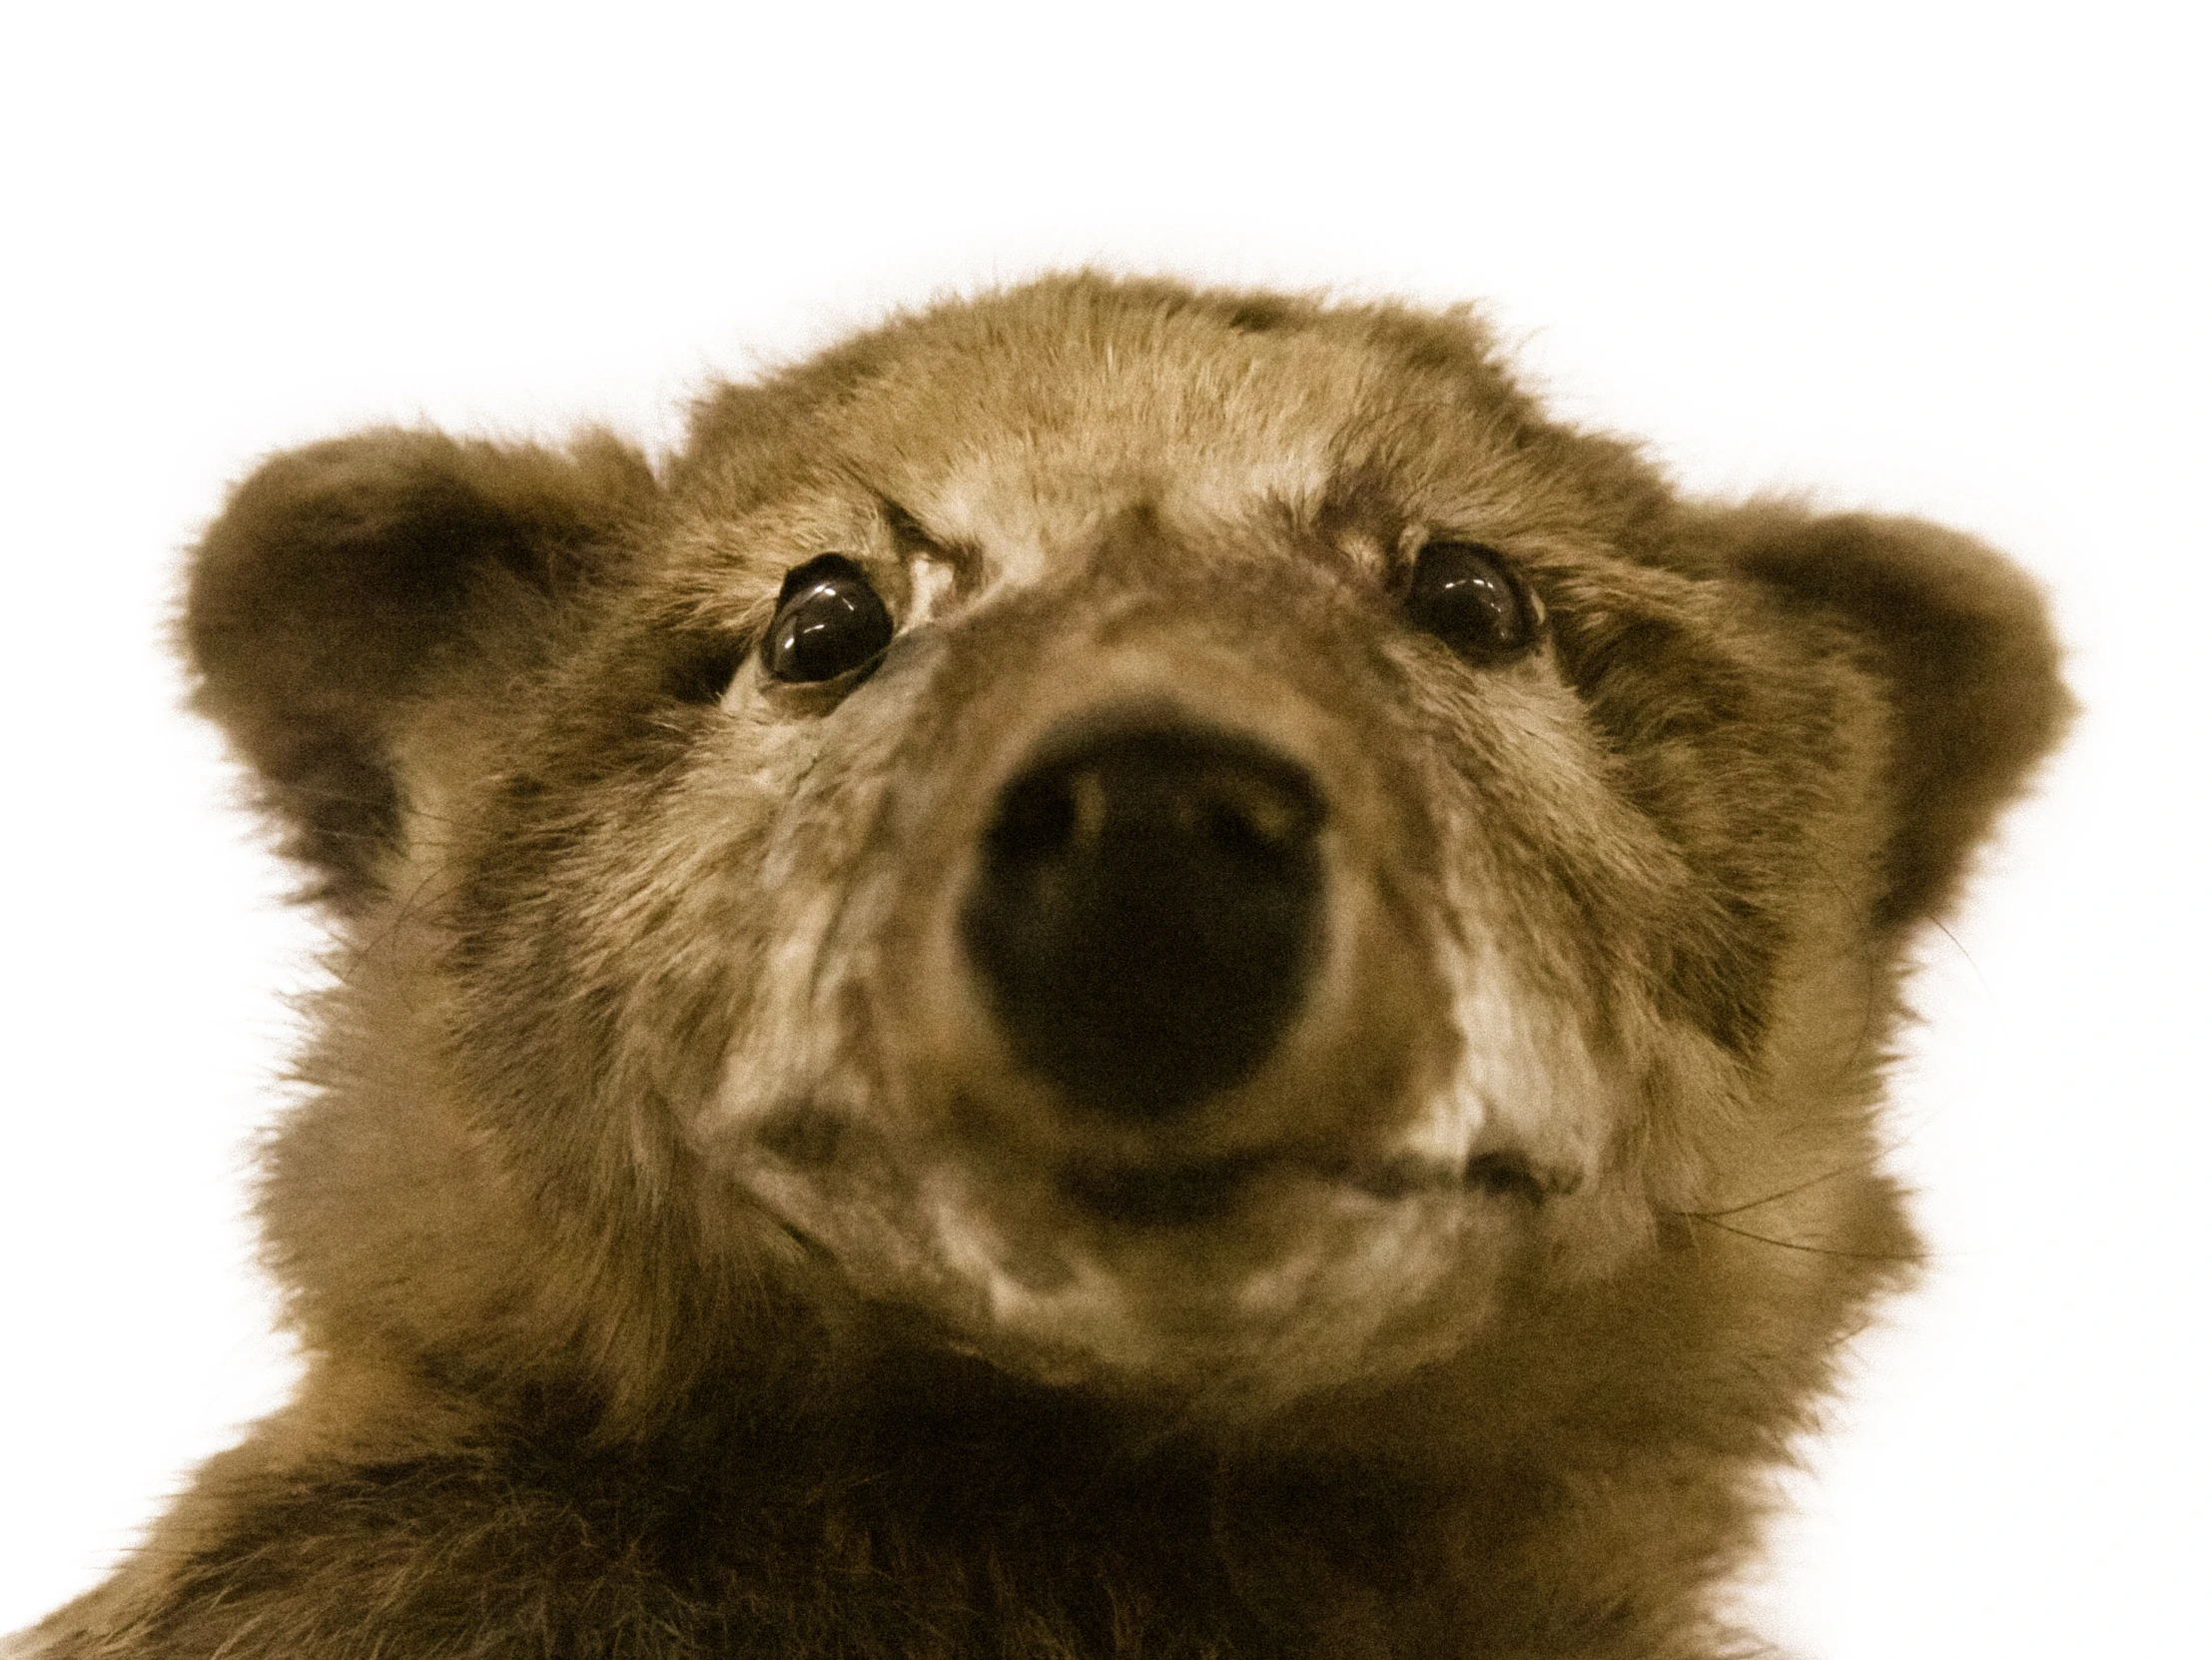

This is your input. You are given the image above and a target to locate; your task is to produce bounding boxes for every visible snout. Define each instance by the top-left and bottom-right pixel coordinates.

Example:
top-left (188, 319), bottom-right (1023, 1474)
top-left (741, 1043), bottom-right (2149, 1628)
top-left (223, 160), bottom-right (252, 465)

top-left (959, 715), bottom-right (1326, 1119)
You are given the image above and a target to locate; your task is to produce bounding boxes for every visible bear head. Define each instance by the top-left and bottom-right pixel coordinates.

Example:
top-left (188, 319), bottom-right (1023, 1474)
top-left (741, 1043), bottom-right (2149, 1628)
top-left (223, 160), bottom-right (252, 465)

top-left (186, 275), bottom-right (2066, 1460)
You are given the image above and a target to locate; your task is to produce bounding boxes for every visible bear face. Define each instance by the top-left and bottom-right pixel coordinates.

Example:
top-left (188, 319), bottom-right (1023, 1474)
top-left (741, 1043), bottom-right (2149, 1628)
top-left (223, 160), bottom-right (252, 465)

top-left (28, 276), bottom-right (2067, 1660)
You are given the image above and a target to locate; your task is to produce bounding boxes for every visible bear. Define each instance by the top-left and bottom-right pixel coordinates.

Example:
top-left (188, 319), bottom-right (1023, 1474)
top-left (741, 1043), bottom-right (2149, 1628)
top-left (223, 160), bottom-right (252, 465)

top-left (12, 274), bottom-right (2066, 1659)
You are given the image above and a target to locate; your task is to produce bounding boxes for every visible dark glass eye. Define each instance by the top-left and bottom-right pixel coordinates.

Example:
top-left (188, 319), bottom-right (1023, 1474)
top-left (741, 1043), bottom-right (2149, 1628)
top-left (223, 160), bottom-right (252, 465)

top-left (763, 556), bottom-right (895, 683)
top-left (1405, 540), bottom-right (1541, 662)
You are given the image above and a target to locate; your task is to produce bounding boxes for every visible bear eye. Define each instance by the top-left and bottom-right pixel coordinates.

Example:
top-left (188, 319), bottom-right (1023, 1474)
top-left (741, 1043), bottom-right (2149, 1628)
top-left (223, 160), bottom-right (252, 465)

top-left (1405, 540), bottom-right (1542, 663)
top-left (763, 555), bottom-right (895, 683)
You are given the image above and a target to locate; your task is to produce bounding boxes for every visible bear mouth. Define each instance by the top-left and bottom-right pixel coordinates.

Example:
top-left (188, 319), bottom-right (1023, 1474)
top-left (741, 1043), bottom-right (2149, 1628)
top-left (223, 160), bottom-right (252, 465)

top-left (743, 1098), bottom-right (1557, 1256)
top-left (733, 1100), bottom-right (1571, 1406)
top-left (748, 1099), bottom-right (1561, 1232)
top-left (1056, 1147), bottom-right (1555, 1229)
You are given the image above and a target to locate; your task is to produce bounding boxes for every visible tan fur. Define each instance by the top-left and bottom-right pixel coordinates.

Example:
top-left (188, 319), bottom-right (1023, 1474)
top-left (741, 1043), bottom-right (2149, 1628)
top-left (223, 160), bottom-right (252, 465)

top-left (17, 276), bottom-right (2067, 1658)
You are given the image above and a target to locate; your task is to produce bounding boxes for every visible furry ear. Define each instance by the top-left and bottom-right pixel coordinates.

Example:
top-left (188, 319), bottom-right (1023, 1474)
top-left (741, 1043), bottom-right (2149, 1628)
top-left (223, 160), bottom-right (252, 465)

top-left (185, 427), bottom-right (658, 906)
top-left (1732, 510), bottom-right (2070, 928)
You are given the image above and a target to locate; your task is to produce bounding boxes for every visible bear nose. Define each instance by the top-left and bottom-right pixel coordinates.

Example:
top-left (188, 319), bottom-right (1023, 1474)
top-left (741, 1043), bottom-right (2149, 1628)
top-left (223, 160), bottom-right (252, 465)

top-left (960, 717), bottom-right (1326, 1119)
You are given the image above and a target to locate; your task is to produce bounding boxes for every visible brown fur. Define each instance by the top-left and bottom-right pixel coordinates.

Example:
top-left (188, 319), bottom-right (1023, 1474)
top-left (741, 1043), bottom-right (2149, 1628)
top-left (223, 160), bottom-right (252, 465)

top-left (16, 276), bottom-right (2067, 1659)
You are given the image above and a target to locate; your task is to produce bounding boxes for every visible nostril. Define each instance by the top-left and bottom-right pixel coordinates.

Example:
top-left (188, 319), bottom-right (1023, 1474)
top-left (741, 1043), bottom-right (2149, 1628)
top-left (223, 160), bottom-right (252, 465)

top-left (961, 716), bottom-right (1327, 1119)
top-left (1195, 774), bottom-right (1318, 866)
top-left (989, 772), bottom-right (1081, 863)
top-left (989, 766), bottom-right (1116, 868)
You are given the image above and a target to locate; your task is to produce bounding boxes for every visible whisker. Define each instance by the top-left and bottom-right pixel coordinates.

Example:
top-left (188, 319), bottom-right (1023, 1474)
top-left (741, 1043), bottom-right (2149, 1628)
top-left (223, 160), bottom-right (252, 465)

top-left (1689, 1132), bottom-right (1925, 1220)
top-left (1680, 1212), bottom-right (1928, 1263)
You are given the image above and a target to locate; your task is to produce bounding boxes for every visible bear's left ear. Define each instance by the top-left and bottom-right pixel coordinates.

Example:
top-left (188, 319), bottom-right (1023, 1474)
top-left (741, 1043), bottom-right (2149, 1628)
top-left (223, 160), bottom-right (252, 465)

top-left (185, 427), bottom-right (660, 907)
top-left (1728, 510), bottom-right (2071, 929)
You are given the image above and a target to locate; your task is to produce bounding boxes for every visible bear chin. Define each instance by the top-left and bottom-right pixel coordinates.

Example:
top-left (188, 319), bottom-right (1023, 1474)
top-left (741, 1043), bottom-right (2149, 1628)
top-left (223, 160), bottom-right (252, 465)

top-left (729, 1106), bottom-right (1543, 1412)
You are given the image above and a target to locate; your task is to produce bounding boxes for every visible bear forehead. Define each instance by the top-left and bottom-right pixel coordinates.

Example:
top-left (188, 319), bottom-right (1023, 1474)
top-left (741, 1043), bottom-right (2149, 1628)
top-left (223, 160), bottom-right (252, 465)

top-left (676, 283), bottom-right (1615, 590)
top-left (832, 315), bottom-right (1370, 529)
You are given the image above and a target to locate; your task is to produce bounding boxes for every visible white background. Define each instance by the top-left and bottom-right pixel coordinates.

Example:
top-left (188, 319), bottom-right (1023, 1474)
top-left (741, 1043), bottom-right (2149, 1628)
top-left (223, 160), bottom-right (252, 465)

top-left (3, 4), bottom-right (2204, 1654)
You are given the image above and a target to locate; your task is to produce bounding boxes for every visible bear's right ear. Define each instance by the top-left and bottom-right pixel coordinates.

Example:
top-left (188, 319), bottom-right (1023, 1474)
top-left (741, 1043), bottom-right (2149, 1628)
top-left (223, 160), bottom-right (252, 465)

top-left (185, 427), bottom-right (659, 907)
top-left (1727, 508), bottom-right (2072, 931)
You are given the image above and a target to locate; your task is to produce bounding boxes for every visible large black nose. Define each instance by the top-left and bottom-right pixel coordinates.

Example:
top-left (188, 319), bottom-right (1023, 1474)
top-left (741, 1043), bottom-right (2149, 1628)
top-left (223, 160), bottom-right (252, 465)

top-left (960, 717), bottom-right (1326, 1119)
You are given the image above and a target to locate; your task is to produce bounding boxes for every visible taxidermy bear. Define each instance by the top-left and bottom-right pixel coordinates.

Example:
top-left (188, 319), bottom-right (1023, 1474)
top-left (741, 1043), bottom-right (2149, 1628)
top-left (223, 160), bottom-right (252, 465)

top-left (15, 276), bottom-right (2065, 1659)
